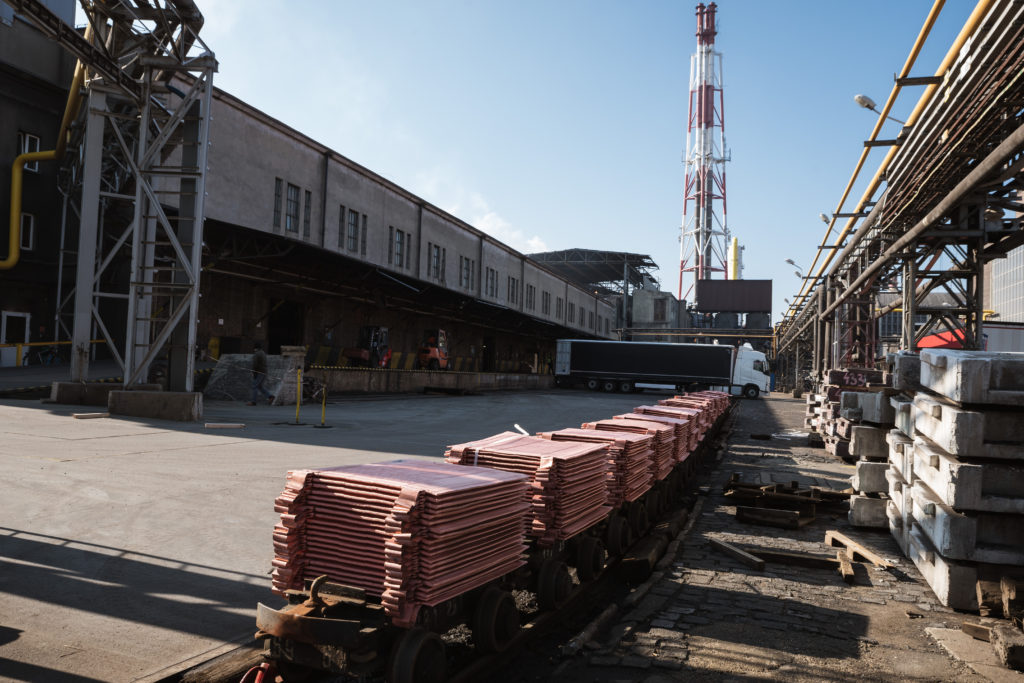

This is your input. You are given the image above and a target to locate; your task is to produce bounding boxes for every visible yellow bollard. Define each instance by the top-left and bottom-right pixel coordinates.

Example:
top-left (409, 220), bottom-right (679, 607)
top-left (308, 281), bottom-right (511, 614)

top-left (15, 344), bottom-right (23, 366)
top-left (313, 380), bottom-right (332, 429)
top-left (294, 367), bottom-right (302, 425)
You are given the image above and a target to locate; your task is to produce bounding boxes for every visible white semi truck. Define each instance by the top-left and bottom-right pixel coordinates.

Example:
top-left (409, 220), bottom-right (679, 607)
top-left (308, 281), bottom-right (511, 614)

top-left (554, 339), bottom-right (771, 398)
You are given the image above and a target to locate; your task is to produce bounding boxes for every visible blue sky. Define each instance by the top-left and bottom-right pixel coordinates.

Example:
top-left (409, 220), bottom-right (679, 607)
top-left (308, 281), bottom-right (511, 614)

top-left (92, 1), bottom-right (975, 322)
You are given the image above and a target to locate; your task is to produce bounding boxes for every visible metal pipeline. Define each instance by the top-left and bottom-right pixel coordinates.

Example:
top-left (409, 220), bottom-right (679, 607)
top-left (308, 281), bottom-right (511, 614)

top-left (2, 24), bottom-right (89, 270)
top-left (784, 0), bottom-right (992, 318)
top-left (821, 119), bottom-right (1024, 319)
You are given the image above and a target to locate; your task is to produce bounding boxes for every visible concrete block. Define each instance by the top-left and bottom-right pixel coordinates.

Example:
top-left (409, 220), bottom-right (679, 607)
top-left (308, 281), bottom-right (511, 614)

top-left (892, 352), bottom-right (922, 392)
top-left (913, 437), bottom-right (1024, 513)
top-left (990, 624), bottom-right (1024, 671)
top-left (886, 429), bottom-right (915, 483)
top-left (886, 497), bottom-right (912, 557)
top-left (907, 523), bottom-right (978, 611)
top-left (108, 391), bottom-right (202, 422)
top-left (849, 425), bottom-right (888, 458)
top-left (913, 393), bottom-right (1024, 460)
top-left (848, 493), bottom-right (888, 528)
top-left (840, 407), bottom-right (863, 421)
top-left (887, 468), bottom-right (909, 517)
top-left (890, 395), bottom-right (915, 438)
top-left (823, 434), bottom-right (850, 460)
top-left (910, 479), bottom-right (1024, 564)
top-left (50, 382), bottom-right (162, 406)
top-left (860, 391), bottom-right (896, 424)
top-left (921, 349), bottom-right (1024, 406)
top-left (840, 391), bottom-right (863, 412)
top-left (852, 460), bottom-right (889, 493)
top-left (827, 368), bottom-right (885, 388)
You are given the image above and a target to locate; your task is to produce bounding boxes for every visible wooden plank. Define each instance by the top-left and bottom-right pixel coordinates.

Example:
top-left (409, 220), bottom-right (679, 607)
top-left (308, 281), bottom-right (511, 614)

top-left (836, 550), bottom-right (855, 584)
top-left (748, 549), bottom-right (840, 570)
top-left (72, 412), bottom-right (109, 419)
top-left (1002, 577), bottom-right (1024, 622)
top-left (824, 530), bottom-right (892, 567)
top-left (736, 506), bottom-right (811, 530)
top-left (709, 538), bottom-right (765, 571)
top-left (619, 536), bottom-right (669, 584)
top-left (961, 622), bottom-right (991, 642)
top-left (204, 422), bottom-right (246, 429)
top-left (977, 579), bottom-right (1004, 618)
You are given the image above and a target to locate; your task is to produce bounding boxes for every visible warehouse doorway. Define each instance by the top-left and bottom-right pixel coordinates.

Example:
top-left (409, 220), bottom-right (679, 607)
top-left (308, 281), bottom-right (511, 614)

top-left (482, 335), bottom-right (496, 372)
top-left (267, 300), bottom-right (305, 354)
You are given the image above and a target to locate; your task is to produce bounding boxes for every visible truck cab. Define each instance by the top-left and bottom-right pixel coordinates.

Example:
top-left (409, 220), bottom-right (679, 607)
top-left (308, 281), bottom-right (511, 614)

top-left (731, 344), bottom-right (771, 398)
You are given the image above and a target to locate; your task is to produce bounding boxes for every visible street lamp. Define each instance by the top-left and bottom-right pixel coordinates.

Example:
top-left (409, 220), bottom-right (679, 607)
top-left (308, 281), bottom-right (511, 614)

top-left (854, 94), bottom-right (906, 125)
top-left (819, 213), bottom-right (830, 224)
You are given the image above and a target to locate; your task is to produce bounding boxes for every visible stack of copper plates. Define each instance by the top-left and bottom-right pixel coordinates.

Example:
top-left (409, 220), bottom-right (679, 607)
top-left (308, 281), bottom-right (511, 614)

top-left (271, 459), bottom-right (530, 627)
top-left (537, 427), bottom-right (653, 507)
top-left (613, 412), bottom-right (695, 462)
top-left (582, 418), bottom-right (675, 482)
top-left (634, 403), bottom-right (710, 442)
top-left (660, 395), bottom-right (721, 422)
top-left (445, 432), bottom-right (612, 547)
top-left (681, 391), bottom-right (730, 416)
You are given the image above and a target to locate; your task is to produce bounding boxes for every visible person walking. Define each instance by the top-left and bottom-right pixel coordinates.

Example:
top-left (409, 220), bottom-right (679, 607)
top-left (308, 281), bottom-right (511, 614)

top-left (248, 342), bottom-right (274, 405)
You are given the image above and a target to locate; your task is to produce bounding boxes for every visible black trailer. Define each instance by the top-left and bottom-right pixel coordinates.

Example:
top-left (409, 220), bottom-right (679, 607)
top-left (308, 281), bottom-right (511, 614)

top-left (554, 339), bottom-right (733, 392)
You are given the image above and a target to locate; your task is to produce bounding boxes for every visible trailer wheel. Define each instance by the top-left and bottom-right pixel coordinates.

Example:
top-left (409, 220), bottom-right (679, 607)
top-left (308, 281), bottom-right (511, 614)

top-left (586, 378), bottom-right (599, 391)
top-left (601, 380), bottom-right (617, 392)
top-left (575, 535), bottom-right (607, 581)
top-left (605, 515), bottom-right (632, 556)
top-left (627, 501), bottom-right (648, 537)
top-left (472, 586), bottom-right (520, 653)
top-left (537, 559), bottom-right (573, 611)
top-left (618, 381), bottom-right (634, 393)
top-left (387, 628), bottom-right (446, 683)
top-left (742, 384), bottom-right (759, 399)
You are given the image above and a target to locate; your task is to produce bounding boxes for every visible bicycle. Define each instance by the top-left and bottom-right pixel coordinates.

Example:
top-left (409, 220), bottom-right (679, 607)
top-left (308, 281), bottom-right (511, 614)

top-left (33, 345), bottom-right (63, 366)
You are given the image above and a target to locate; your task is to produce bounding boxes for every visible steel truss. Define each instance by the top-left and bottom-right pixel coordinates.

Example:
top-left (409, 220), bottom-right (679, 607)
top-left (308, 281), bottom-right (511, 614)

top-left (9, 0), bottom-right (216, 391)
top-left (775, 0), bottom-right (1024, 385)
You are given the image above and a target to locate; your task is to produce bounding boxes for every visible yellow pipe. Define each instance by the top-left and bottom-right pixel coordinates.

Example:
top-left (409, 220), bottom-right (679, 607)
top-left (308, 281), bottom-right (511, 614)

top-left (4, 150), bottom-right (58, 270)
top-left (3, 26), bottom-right (89, 271)
top-left (784, 0), bottom-right (993, 320)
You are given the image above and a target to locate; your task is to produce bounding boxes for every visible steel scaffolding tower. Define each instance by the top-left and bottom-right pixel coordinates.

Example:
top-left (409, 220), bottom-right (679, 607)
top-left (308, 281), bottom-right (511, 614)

top-left (6, 0), bottom-right (216, 391)
top-left (678, 1), bottom-right (730, 305)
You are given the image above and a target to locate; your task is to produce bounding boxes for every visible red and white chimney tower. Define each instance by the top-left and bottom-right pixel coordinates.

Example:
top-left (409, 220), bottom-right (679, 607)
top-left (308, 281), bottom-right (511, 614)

top-left (678, 2), bottom-right (730, 305)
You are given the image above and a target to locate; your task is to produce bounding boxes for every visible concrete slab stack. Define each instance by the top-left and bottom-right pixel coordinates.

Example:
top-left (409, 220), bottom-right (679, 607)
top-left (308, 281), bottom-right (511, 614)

top-left (895, 349), bottom-right (1024, 610)
top-left (840, 389), bottom-right (899, 529)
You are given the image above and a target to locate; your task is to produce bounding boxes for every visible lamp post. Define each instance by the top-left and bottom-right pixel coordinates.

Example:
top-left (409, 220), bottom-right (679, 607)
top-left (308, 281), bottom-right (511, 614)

top-left (854, 94), bottom-right (906, 125)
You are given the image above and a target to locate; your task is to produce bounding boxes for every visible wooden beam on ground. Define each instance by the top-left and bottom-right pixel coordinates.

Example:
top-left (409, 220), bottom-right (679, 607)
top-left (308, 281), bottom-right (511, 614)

top-left (961, 622), bottom-right (991, 642)
top-left (748, 549), bottom-right (840, 570)
top-left (977, 579), bottom-right (1004, 618)
top-left (824, 530), bottom-right (892, 567)
top-left (709, 538), bottom-right (765, 571)
top-left (736, 506), bottom-right (812, 530)
top-left (1002, 577), bottom-right (1023, 622)
top-left (837, 550), bottom-right (855, 584)
top-left (72, 412), bottom-right (109, 419)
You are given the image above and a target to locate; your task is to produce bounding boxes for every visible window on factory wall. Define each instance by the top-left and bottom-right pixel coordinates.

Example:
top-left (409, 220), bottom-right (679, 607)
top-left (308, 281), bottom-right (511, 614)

top-left (20, 213), bottom-right (34, 251)
top-left (388, 226), bottom-right (394, 264)
top-left (394, 229), bottom-right (406, 267)
top-left (526, 284), bottom-right (536, 310)
top-left (541, 291), bottom-right (551, 315)
top-left (567, 301), bottom-right (575, 323)
top-left (589, 311), bottom-right (594, 329)
top-left (274, 179), bottom-right (284, 229)
top-left (459, 256), bottom-right (475, 289)
top-left (360, 215), bottom-right (367, 256)
top-left (485, 267), bottom-right (498, 297)
top-left (18, 132), bottom-right (40, 172)
top-left (346, 210), bottom-right (359, 252)
top-left (605, 318), bottom-right (610, 335)
top-left (285, 183), bottom-right (300, 232)
top-left (654, 298), bottom-right (667, 322)
top-left (428, 243), bottom-right (446, 281)
top-left (303, 190), bottom-right (312, 238)
top-left (556, 297), bottom-right (563, 319)
top-left (507, 276), bottom-right (519, 305)
top-left (337, 205), bottom-right (346, 247)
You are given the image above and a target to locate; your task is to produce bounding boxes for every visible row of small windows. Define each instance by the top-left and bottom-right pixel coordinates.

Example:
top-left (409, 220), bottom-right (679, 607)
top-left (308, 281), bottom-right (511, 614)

top-left (16, 132), bottom-right (39, 251)
top-left (268, 179), bottom-right (609, 333)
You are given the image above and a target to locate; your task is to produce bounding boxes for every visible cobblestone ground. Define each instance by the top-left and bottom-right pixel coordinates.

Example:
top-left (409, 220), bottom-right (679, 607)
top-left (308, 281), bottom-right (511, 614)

top-left (553, 395), bottom-right (986, 682)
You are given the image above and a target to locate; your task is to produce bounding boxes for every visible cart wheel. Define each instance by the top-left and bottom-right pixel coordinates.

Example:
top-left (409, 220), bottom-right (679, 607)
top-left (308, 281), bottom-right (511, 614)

top-left (627, 501), bottom-right (648, 537)
top-left (605, 514), bottom-right (632, 556)
top-left (536, 559), bottom-right (573, 611)
top-left (472, 586), bottom-right (520, 653)
top-left (386, 628), bottom-right (446, 683)
top-left (575, 535), bottom-right (607, 582)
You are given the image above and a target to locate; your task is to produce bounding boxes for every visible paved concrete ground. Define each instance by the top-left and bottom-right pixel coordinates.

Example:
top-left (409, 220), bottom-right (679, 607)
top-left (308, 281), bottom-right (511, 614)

top-left (548, 395), bottom-right (1009, 682)
top-left (0, 388), bottom-right (669, 682)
